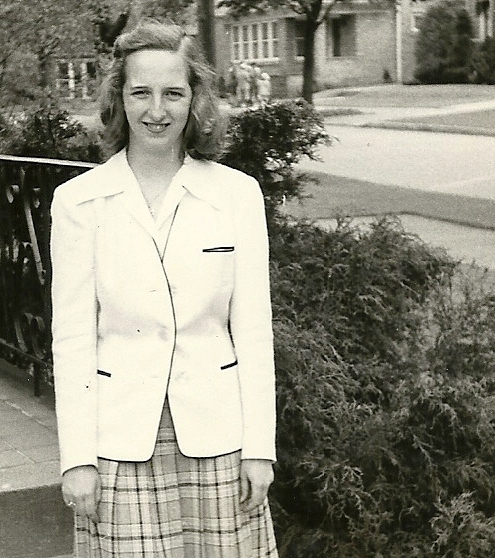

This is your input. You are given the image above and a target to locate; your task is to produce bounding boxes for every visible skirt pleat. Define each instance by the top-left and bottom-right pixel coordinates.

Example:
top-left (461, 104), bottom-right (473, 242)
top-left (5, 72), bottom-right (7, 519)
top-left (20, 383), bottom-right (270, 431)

top-left (74, 403), bottom-right (278, 558)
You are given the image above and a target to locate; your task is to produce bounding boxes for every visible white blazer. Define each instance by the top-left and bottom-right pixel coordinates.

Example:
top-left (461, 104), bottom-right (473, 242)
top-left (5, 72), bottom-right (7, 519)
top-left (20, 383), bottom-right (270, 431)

top-left (50, 150), bottom-right (276, 474)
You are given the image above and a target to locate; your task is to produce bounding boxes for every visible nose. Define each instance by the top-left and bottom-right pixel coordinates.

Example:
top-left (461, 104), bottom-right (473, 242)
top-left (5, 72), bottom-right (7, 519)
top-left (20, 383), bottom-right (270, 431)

top-left (148, 94), bottom-right (166, 121)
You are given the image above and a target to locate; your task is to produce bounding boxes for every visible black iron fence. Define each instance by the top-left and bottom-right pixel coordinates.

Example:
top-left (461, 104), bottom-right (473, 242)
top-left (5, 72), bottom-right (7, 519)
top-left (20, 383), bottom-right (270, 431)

top-left (0, 154), bottom-right (95, 395)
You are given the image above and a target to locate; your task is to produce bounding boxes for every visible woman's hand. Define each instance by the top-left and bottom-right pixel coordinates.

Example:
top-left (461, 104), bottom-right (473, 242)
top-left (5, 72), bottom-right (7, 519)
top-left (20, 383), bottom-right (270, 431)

top-left (240, 459), bottom-right (274, 513)
top-left (62, 465), bottom-right (101, 523)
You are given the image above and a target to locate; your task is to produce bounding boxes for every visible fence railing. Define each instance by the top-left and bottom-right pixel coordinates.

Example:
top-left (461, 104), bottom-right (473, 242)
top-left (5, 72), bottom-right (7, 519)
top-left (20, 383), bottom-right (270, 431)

top-left (0, 154), bottom-right (95, 395)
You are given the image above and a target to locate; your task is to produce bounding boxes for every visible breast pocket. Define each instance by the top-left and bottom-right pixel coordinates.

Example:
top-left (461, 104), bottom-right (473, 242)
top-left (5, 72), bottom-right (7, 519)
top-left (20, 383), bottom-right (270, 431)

top-left (203, 246), bottom-right (235, 253)
top-left (201, 245), bottom-right (235, 290)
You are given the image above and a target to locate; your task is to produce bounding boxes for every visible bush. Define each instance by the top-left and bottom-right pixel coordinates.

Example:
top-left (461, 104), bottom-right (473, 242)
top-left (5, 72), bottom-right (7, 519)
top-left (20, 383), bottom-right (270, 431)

top-left (269, 217), bottom-right (495, 557)
top-left (1, 97), bottom-right (104, 163)
top-left (269, 216), bottom-right (453, 363)
top-left (415, 1), bottom-right (473, 84)
top-left (0, 50), bottom-right (42, 106)
top-left (220, 99), bottom-right (330, 215)
top-left (471, 37), bottom-right (495, 84)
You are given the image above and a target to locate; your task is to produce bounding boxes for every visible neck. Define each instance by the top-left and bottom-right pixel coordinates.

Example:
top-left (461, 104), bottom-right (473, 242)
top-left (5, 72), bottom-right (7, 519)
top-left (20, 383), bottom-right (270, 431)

top-left (126, 142), bottom-right (184, 180)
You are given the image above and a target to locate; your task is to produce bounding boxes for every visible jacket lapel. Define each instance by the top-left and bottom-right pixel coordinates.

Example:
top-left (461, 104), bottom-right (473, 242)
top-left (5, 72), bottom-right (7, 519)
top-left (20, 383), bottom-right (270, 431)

top-left (110, 150), bottom-right (159, 239)
top-left (104, 152), bottom-right (225, 240)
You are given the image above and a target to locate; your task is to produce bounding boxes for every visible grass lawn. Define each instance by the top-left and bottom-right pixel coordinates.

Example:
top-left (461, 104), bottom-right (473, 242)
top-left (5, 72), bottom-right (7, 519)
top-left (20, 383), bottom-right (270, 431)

top-left (285, 171), bottom-right (495, 230)
top-left (399, 109), bottom-right (495, 131)
top-left (315, 84), bottom-right (495, 108)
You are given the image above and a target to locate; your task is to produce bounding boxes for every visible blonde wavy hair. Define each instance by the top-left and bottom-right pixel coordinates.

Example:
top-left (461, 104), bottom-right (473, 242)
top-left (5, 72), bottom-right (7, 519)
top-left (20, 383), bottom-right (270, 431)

top-left (99, 19), bottom-right (225, 160)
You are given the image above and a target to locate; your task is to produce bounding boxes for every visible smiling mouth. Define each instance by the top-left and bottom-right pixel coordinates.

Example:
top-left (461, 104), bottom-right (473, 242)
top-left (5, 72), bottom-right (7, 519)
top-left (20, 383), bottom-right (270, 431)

top-left (144, 122), bottom-right (170, 133)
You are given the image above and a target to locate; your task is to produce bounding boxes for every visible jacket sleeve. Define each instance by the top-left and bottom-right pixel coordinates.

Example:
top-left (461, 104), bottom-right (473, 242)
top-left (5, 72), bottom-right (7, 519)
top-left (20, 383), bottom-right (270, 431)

top-left (229, 176), bottom-right (276, 462)
top-left (50, 185), bottom-right (98, 475)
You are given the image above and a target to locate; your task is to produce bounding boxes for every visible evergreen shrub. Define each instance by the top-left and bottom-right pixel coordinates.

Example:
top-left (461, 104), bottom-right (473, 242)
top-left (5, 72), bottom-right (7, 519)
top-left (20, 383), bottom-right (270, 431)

top-left (269, 218), bottom-right (495, 557)
top-left (415, 1), bottom-right (473, 84)
top-left (220, 99), bottom-right (331, 214)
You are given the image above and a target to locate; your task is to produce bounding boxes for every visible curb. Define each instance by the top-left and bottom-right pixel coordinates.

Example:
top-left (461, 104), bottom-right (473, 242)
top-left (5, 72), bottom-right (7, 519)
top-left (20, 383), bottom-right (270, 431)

top-left (360, 119), bottom-right (495, 137)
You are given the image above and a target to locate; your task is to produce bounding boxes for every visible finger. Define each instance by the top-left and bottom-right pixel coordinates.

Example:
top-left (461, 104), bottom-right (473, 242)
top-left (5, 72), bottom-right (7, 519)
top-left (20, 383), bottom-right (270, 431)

top-left (64, 499), bottom-right (78, 513)
top-left (62, 486), bottom-right (74, 507)
top-left (81, 493), bottom-right (99, 523)
top-left (240, 470), bottom-right (250, 504)
top-left (243, 484), bottom-right (268, 512)
top-left (85, 491), bottom-right (100, 523)
top-left (91, 478), bottom-right (101, 522)
top-left (96, 478), bottom-right (102, 505)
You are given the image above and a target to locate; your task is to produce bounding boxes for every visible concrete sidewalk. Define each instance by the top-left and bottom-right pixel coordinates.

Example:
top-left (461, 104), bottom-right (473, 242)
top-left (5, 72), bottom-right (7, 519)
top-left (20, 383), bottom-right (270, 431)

top-left (0, 359), bottom-right (73, 558)
top-left (313, 84), bottom-right (495, 134)
top-left (318, 96), bottom-right (495, 131)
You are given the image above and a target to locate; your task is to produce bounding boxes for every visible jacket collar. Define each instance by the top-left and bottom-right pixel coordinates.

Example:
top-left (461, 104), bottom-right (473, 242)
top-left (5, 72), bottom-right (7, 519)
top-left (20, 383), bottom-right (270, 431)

top-left (102, 150), bottom-right (225, 238)
top-left (78, 149), bottom-right (224, 209)
top-left (173, 156), bottom-right (224, 211)
top-left (102, 149), bottom-right (224, 211)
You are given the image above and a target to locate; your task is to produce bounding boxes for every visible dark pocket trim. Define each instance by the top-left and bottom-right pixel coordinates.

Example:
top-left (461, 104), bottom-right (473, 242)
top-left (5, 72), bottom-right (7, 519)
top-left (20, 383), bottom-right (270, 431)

top-left (97, 369), bottom-right (112, 377)
top-left (220, 360), bottom-right (238, 370)
top-left (203, 246), bottom-right (235, 253)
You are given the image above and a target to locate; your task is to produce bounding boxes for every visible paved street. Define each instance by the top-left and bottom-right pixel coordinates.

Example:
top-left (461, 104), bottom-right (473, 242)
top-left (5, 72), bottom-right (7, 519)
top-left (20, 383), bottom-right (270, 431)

top-left (299, 124), bottom-right (495, 199)
top-left (293, 88), bottom-right (495, 271)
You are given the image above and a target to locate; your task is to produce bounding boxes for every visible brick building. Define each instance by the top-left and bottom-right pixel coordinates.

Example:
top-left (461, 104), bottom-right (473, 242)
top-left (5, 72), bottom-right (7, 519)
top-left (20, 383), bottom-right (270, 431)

top-left (214, 0), bottom-right (495, 95)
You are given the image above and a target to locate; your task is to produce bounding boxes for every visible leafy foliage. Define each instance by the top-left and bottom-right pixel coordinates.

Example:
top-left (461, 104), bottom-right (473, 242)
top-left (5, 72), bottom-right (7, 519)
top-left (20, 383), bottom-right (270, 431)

top-left (0, 98), bottom-right (103, 162)
top-left (471, 37), bottom-right (495, 84)
top-left (269, 218), bottom-right (495, 557)
top-left (415, 1), bottom-right (473, 84)
top-left (220, 99), bottom-right (330, 214)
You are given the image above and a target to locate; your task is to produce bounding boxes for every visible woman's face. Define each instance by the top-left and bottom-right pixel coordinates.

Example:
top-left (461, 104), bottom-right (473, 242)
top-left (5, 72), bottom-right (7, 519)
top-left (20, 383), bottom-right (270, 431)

top-left (122, 49), bottom-right (193, 156)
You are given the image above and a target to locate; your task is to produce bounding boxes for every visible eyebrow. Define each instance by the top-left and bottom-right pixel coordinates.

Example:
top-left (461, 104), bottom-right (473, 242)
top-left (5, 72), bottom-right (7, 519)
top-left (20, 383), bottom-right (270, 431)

top-left (128, 85), bottom-right (187, 90)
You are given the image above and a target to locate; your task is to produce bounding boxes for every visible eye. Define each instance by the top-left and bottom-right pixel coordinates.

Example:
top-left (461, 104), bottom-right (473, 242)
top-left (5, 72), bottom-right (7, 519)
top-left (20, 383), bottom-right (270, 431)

top-left (130, 89), bottom-right (149, 99)
top-left (165, 90), bottom-right (185, 100)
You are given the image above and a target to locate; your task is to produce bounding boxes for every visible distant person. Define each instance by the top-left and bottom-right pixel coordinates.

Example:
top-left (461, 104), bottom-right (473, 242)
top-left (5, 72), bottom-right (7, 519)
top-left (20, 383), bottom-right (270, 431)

top-left (258, 71), bottom-right (272, 106)
top-left (51, 19), bottom-right (278, 558)
top-left (236, 61), bottom-right (251, 107)
top-left (250, 62), bottom-right (262, 106)
top-left (226, 63), bottom-right (238, 103)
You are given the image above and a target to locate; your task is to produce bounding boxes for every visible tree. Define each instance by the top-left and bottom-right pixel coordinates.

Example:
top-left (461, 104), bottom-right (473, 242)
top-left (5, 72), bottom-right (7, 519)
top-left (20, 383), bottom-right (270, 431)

top-left (0, 0), bottom-right (97, 90)
top-left (198, 0), bottom-right (216, 65)
top-left (133, 0), bottom-right (196, 26)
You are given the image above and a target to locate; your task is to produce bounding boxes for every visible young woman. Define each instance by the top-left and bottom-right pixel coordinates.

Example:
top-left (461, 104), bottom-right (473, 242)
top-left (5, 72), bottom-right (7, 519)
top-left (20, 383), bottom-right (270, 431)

top-left (50, 20), bottom-right (278, 558)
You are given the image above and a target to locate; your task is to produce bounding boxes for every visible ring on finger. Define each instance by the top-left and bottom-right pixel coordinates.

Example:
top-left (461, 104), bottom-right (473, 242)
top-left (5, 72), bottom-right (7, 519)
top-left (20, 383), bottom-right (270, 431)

top-left (67, 501), bottom-right (76, 509)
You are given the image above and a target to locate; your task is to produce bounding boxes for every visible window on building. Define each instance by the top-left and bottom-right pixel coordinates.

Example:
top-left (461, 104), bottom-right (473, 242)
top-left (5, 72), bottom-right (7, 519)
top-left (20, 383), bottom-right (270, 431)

top-left (477, 0), bottom-right (493, 39)
top-left (295, 20), bottom-right (305, 57)
top-left (332, 18), bottom-right (342, 57)
top-left (56, 60), bottom-right (96, 100)
top-left (327, 15), bottom-right (356, 58)
top-left (231, 21), bottom-right (279, 61)
top-left (232, 26), bottom-right (240, 60)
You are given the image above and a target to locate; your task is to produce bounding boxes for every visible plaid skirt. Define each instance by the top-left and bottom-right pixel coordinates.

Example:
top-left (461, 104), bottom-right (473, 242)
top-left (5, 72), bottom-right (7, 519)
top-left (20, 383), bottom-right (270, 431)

top-left (73, 402), bottom-right (278, 558)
